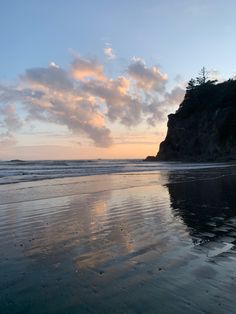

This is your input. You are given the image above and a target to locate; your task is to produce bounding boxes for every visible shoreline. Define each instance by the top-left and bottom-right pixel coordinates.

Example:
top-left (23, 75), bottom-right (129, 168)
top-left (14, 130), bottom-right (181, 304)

top-left (1, 159), bottom-right (236, 186)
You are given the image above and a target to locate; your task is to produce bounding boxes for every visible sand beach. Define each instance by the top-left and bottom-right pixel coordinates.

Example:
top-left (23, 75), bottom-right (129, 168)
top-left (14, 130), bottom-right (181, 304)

top-left (1, 164), bottom-right (236, 313)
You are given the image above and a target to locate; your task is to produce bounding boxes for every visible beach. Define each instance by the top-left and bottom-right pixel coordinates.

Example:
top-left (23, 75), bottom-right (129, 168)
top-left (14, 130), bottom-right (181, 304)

top-left (1, 163), bottom-right (236, 313)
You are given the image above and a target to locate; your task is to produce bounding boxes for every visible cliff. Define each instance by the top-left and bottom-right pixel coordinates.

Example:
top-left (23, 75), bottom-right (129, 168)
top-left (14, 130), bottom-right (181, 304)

top-left (146, 79), bottom-right (236, 161)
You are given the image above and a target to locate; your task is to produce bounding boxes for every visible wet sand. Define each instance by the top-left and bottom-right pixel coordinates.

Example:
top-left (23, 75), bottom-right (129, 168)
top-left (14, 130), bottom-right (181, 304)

top-left (1, 166), bottom-right (236, 313)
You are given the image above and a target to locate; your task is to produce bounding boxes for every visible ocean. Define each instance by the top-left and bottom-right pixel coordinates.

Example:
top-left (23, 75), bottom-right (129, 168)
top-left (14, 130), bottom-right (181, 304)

top-left (0, 159), bottom-right (233, 184)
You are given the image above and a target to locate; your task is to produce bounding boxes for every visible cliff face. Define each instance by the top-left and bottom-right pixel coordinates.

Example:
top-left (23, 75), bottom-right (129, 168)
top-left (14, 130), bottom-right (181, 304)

top-left (147, 79), bottom-right (236, 161)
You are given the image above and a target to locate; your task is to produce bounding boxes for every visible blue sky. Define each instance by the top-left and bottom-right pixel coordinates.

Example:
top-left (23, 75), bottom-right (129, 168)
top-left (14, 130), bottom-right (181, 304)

top-left (0, 0), bottom-right (236, 159)
top-left (1, 0), bottom-right (236, 79)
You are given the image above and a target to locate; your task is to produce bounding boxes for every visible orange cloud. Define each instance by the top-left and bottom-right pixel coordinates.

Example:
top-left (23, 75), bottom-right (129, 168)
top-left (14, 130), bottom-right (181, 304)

top-left (0, 54), bottom-right (184, 151)
top-left (71, 56), bottom-right (106, 81)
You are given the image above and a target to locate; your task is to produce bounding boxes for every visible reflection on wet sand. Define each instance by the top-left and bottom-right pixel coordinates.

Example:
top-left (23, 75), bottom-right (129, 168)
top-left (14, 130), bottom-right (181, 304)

top-left (167, 167), bottom-right (236, 245)
top-left (1, 167), bottom-right (236, 313)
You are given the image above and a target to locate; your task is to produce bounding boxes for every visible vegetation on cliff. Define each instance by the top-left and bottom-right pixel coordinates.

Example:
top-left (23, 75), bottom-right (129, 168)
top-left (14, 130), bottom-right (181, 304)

top-left (179, 68), bottom-right (236, 117)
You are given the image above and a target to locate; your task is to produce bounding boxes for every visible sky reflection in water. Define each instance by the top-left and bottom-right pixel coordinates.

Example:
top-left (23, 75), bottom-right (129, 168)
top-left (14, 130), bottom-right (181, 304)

top-left (1, 166), bottom-right (236, 313)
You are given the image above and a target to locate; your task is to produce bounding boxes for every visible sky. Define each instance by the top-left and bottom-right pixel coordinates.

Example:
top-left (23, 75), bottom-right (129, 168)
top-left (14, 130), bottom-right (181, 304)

top-left (0, 0), bottom-right (236, 160)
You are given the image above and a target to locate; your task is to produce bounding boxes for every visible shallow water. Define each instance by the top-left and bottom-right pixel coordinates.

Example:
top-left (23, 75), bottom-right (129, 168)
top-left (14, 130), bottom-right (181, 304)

top-left (0, 159), bottom-right (234, 184)
top-left (1, 165), bottom-right (236, 313)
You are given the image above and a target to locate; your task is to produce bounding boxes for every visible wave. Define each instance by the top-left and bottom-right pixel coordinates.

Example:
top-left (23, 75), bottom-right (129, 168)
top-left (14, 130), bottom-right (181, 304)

top-left (0, 159), bottom-right (235, 185)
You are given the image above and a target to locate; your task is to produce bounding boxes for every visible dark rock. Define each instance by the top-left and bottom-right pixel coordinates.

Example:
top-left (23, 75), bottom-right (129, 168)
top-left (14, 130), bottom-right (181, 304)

top-left (144, 155), bottom-right (158, 161)
top-left (146, 79), bottom-right (236, 162)
top-left (9, 159), bottom-right (25, 163)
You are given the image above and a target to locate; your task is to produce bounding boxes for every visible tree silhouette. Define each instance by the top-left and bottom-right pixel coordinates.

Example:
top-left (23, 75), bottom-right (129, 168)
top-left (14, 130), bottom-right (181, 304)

top-left (186, 78), bottom-right (196, 90)
top-left (196, 67), bottom-right (208, 85)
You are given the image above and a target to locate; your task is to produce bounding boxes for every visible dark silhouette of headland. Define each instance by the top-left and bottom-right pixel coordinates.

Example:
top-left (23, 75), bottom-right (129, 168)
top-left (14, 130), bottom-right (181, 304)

top-left (146, 68), bottom-right (236, 161)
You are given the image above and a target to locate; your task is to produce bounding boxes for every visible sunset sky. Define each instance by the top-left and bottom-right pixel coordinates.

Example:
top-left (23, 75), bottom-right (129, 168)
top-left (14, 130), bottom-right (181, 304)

top-left (0, 0), bottom-right (236, 159)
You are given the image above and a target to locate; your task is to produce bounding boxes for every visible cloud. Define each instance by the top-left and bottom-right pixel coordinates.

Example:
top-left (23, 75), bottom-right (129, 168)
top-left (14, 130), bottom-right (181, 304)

top-left (104, 47), bottom-right (116, 59)
top-left (0, 54), bottom-right (185, 147)
top-left (80, 76), bottom-right (143, 126)
top-left (23, 64), bottom-right (73, 91)
top-left (144, 86), bottom-right (185, 126)
top-left (0, 132), bottom-right (17, 149)
top-left (0, 103), bottom-right (22, 149)
top-left (0, 73), bottom-right (112, 147)
top-left (1, 104), bottom-right (23, 130)
top-left (127, 58), bottom-right (168, 92)
top-left (71, 56), bottom-right (105, 81)
top-left (49, 61), bottom-right (60, 69)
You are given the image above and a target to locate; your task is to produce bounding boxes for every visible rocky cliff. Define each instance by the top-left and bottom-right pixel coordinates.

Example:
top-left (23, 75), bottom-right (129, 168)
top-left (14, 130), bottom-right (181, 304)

top-left (146, 79), bottom-right (236, 161)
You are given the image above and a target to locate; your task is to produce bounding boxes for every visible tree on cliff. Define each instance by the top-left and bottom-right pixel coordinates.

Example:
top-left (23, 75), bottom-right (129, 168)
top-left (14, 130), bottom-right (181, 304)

top-left (186, 67), bottom-right (218, 92)
top-left (186, 67), bottom-right (207, 92)
top-left (196, 67), bottom-right (208, 85)
top-left (186, 78), bottom-right (196, 91)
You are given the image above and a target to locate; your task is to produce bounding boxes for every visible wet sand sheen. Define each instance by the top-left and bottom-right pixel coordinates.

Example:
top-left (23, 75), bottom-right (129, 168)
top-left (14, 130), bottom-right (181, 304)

top-left (1, 167), bottom-right (236, 313)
